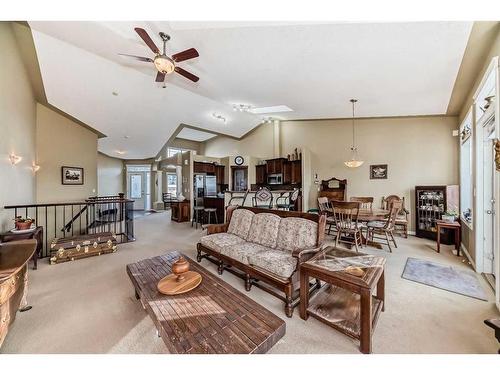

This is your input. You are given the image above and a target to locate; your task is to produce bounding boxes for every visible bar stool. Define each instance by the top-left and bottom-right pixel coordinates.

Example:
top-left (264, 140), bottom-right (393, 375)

top-left (192, 198), bottom-right (205, 229)
top-left (204, 208), bottom-right (218, 225)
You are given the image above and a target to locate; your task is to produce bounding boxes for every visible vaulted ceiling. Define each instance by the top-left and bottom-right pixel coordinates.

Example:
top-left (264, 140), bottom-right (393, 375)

top-left (29, 21), bottom-right (473, 159)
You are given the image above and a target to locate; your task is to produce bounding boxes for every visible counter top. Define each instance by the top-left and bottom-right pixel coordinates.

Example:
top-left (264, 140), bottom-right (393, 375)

top-left (0, 239), bottom-right (36, 282)
top-left (225, 190), bottom-right (294, 194)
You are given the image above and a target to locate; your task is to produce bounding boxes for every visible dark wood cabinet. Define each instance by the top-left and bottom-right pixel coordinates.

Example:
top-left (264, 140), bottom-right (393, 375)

top-left (256, 165), bottom-right (266, 185)
top-left (283, 162), bottom-right (292, 184)
top-left (194, 161), bottom-right (216, 174)
top-left (171, 201), bottom-right (190, 222)
top-left (290, 160), bottom-right (302, 184)
top-left (215, 165), bottom-right (225, 185)
top-left (265, 158), bottom-right (287, 175)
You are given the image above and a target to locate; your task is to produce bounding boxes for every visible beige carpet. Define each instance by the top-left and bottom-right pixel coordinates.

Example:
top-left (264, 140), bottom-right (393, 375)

top-left (1, 211), bottom-right (498, 354)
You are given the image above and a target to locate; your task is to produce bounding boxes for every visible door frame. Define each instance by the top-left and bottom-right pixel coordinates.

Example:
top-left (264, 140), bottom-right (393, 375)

top-left (473, 56), bottom-right (500, 309)
top-left (231, 166), bottom-right (248, 191)
top-left (126, 164), bottom-right (152, 211)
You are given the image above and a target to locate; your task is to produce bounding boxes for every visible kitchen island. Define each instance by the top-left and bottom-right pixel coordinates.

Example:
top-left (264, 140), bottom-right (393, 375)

top-left (224, 189), bottom-right (300, 212)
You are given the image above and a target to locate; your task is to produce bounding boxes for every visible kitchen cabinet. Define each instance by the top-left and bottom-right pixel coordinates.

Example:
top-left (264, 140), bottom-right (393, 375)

top-left (215, 165), bottom-right (225, 185)
top-left (290, 160), bottom-right (302, 184)
top-left (283, 162), bottom-right (292, 184)
top-left (265, 158), bottom-right (287, 175)
top-left (194, 161), bottom-right (216, 174)
top-left (256, 165), bottom-right (266, 185)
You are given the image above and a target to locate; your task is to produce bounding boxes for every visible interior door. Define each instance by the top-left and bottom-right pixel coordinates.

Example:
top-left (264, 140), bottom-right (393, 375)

top-left (483, 123), bottom-right (496, 275)
top-left (129, 172), bottom-right (145, 210)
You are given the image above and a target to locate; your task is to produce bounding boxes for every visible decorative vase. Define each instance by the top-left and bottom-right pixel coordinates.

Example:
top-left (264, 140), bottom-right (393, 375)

top-left (16, 221), bottom-right (33, 230)
top-left (172, 257), bottom-right (190, 282)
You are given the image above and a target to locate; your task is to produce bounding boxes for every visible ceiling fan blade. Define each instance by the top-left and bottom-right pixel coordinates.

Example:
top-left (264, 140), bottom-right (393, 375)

top-left (172, 48), bottom-right (199, 62)
top-left (134, 27), bottom-right (160, 54)
top-left (155, 71), bottom-right (166, 82)
top-left (118, 53), bottom-right (153, 63)
top-left (174, 67), bottom-right (199, 82)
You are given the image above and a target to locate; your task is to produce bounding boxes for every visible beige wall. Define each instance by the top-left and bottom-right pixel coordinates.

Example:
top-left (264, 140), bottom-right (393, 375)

top-left (0, 22), bottom-right (37, 231)
top-left (202, 122), bottom-right (274, 159)
top-left (204, 116), bottom-right (459, 231)
top-left (97, 152), bottom-right (124, 196)
top-left (36, 103), bottom-right (98, 203)
top-left (458, 25), bottom-right (500, 263)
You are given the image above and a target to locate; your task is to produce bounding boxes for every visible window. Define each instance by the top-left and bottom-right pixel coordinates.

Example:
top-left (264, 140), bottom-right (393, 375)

top-left (167, 173), bottom-right (177, 195)
top-left (167, 147), bottom-right (183, 157)
top-left (460, 108), bottom-right (473, 228)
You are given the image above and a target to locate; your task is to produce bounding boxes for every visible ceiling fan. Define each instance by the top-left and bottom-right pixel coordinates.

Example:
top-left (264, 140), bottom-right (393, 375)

top-left (119, 28), bottom-right (199, 84)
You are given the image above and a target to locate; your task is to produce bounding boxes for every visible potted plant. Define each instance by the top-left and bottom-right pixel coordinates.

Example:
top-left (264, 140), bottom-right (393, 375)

top-left (14, 216), bottom-right (35, 230)
top-left (441, 211), bottom-right (458, 223)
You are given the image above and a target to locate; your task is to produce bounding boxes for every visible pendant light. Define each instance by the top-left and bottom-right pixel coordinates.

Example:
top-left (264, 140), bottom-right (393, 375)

top-left (344, 99), bottom-right (364, 168)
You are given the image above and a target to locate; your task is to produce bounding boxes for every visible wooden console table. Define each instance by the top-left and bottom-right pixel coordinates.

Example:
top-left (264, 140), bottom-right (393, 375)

top-left (0, 226), bottom-right (43, 269)
top-left (171, 200), bottom-right (190, 222)
top-left (436, 220), bottom-right (461, 255)
top-left (300, 247), bottom-right (385, 354)
top-left (0, 239), bottom-right (36, 348)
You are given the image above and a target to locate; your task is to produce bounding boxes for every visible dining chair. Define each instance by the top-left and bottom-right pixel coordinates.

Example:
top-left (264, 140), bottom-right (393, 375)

top-left (331, 200), bottom-right (363, 252)
top-left (276, 189), bottom-right (300, 211)
top-left (382, 195), bottom-right (409, 238)
top-left (366, 200), bottom-right (402, 252)
top-left (350, 197), bottom-right (374, 211)
top-left (318, 197), bottom-right (336, 236)
top-left (252, 187), bottom-right (273, 209)
top-left (226, 189), bottom-right (249, 209)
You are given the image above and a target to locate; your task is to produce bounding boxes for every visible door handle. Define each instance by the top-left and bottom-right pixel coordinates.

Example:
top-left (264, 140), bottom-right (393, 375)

top-left (486, 210), bottom-right (494, 214)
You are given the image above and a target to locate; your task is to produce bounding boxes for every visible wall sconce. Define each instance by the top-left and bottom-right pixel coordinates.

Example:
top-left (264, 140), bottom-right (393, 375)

top-left (9, 153), bottom-right (22, 165)
top-left (313, 173), bottom-right (320, 185)
top-left (32, 164), bottom-right (41, 172)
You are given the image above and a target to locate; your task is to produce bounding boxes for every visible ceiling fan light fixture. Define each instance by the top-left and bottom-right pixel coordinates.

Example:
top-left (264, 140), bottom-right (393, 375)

top-left (154, 55), bottom-right (175, 74)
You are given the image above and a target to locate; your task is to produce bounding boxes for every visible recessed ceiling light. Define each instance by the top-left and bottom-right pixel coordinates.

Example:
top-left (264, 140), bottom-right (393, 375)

top-left (123, 135), bottom-right (130, 139)
top-left (250, 105), bottom-right (293, 114)
top-left (112, 91), bottom-right (119, 96)
top-left (232, 104), bottom-right (252, 112)
top-left (116, 150), bottom-right (126, 155)
top-left (212, 113), bottom-right (227, 123)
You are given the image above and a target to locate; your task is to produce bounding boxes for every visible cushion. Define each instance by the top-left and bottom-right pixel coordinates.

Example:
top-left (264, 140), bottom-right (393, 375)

top-left (247, 213), bottom-right (281, 248)
top-left (227, 209), bottom-right (255, 240)
top-left (199, 233), bottom-right (246, 253)
top-left (367, 221), bottom-right (386, 228)
top-left (247, 250), bottom-right (298, 279)
top-left (220, 242), bottom-right (270, 265)
top-left (276, 217), bottom-right (318, 253)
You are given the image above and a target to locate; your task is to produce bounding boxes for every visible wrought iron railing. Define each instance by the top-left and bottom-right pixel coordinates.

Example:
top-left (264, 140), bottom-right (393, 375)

top-left (4, 195), bottom-right (134, 258)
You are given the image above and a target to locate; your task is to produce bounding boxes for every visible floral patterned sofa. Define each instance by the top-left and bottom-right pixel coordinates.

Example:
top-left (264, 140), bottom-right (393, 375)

top-left (197, 206), bottom-right (326, 317)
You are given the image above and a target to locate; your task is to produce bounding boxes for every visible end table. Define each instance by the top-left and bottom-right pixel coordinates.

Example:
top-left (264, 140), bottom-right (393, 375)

top-left (300, 246), bottom-right (386, 354)
top-left (436, 220), bottom-right (461, 255)
top-left (0, 226), bottom-right (43, 269)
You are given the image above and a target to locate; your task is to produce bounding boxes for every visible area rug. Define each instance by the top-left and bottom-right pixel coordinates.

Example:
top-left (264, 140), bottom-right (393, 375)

top-left (401, 257), bottom-right (488, 301)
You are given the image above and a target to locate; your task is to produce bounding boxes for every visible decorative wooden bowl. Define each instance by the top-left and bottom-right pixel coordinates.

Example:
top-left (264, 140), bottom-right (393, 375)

top-left (157, 257), bottom-right (202, 295)
top-left (345, 266), bottom-right (365, 277)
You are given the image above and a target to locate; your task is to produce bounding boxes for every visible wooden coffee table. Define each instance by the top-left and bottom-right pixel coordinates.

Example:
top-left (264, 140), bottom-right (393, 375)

top-left (299, 247), bottom-right (386, 354)
top-left (126, 251), bottom-right (286, 354)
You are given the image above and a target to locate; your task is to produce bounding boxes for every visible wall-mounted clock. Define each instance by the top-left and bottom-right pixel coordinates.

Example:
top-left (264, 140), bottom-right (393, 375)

top-left (234, 156), bottom-right (244, 166)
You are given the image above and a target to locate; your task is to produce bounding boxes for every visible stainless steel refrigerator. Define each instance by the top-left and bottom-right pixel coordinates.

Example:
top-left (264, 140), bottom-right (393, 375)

top-left (194, 174), bottom-right (217, 198)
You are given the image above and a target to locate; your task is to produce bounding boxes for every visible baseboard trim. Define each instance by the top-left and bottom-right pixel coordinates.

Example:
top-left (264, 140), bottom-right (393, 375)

top-left (460, 243), bottom-right (476, 270)
top-left (408, 230), bottom-right (416, 236)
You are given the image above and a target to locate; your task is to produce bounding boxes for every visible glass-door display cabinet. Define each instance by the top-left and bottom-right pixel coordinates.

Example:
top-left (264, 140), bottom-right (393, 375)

top-left (415, 185), bottom-right (459, 245)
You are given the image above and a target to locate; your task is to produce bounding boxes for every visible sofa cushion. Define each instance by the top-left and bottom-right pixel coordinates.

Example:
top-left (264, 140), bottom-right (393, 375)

top-left (199, 233), bottom-right (246, 253)
top-left (220, 242), bottom-right (270, 265)
top-left (227, 209), bottom-right (255, 240)
top-left (246, 213), bottom-right (281, 248)
top-left (247, 250), bottom-right (298, 279)
top-left (276, 217), bottom-right (318, 253)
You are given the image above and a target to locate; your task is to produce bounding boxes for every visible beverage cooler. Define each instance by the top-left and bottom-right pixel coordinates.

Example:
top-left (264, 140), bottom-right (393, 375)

top-left (415, 185), bottom-right (459, 245)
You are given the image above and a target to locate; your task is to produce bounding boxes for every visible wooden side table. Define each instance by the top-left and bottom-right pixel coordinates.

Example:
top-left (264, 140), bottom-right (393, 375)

top-left (300, 247), bottom-right (386, 354)
top-left (0, 226), bottom-right (43, 269)
top-left (436, 220), bottom-right (461, 256)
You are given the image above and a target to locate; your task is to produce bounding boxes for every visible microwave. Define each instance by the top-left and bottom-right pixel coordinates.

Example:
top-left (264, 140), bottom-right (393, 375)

top-left (267, 173), bottom-right (283, 185)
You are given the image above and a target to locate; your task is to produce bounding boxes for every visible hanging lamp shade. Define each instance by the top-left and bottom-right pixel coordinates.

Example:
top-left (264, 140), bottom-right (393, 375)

top-left (344, 99), bottom-right (364, 168)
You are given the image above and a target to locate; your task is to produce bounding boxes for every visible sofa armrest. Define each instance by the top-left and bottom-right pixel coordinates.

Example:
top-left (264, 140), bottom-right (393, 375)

top-left (292, 246), bottom-right (321, 261)
top-left (206, 223), bottom-right (229, 235)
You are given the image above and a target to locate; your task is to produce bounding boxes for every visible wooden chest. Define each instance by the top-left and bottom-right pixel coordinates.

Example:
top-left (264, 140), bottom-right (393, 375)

top-left (50, 232), bottom-right (117, 265)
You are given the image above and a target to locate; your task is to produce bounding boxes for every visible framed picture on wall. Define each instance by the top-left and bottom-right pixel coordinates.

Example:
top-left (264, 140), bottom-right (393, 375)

top-left (61, 166), bottom-right (84, 185)
top-left (370, 164), bottom-right (388, 179)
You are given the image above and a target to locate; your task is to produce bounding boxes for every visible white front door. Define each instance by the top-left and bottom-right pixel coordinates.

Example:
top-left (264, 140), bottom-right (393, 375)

top-left (482, 121), bottom-right (496, 275)
top-left (129, 172), bottom-right (146, 210)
